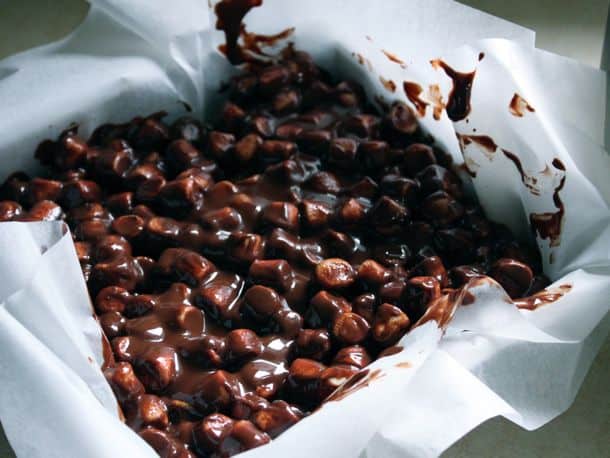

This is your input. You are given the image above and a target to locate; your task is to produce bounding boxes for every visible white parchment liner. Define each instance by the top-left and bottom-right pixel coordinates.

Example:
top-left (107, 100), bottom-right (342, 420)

top-left (0, 1), bottom-right (608, 457)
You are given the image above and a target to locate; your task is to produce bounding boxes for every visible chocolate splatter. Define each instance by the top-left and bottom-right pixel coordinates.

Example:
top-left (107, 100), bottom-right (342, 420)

top-left (325, 368), bottom-right (385, 402)
top-left (502, 149), bottom-right (541, 195)
top-left (353, 53), bottom-right (373, 71)
top-left (431, 59), bottom-right (476, 121)
top-left (478, 52), bottom-right (485, 61)
top-left (529, 159), bottom-right (566, 247)
top-left (515, 284), bottom-right (572, 310)
top-left (509, 93), bottom-right (535, 117)
top-left (457, 134), bottom-right (498, 160)
top-left (380, 76), bottom-right (397, 92)
top-left (382, 50), bottom-right (407, 68)
top-left (428, 84), bottom-right (445, 120)
top-left (395, 361), bottom-right (412, 369)
top-left (403, 81), bottom-right (429, 117)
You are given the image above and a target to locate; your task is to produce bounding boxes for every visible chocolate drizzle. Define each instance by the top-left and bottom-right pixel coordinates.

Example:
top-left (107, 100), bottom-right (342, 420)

top-left (509, 93), bottom-right (535, 117)
top-left (529, 159), bottom-right (566, 247)
top-left (431, 59), bottom-right (476, 122)
top-left (380, 76), bottom-right (397, 93)
top-left (403, 81), bottom-right (428, 117)
top-left (502, 149), bottom-right (540, 195)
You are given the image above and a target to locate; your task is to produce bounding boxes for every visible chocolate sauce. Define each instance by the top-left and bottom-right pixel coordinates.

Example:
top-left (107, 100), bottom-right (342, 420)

top-left (502, 149), bottom-right (540, 195)
top-left (530, 159), bottom-right (566, 247)
top-left (215, 0), bottom-right (263, 64)
top-left (431, 59), bottom-right (476, 122)
top-left (380, 76), bottom-right (396, 93)
top-left (515, 284), bottom-right (571, 310)
top-left (403, 81), bottom-right (428, 117)
top-left (509, 93), bottom-right (535, 117)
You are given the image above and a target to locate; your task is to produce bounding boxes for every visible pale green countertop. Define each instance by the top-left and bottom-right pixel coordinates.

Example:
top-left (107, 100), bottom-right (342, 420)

top-left (0, 1), bottom-right (608, 457)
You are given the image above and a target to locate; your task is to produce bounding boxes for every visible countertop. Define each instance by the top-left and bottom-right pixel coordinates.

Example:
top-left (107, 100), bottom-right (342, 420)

top-left (0, 1), bottom-right (608, 457)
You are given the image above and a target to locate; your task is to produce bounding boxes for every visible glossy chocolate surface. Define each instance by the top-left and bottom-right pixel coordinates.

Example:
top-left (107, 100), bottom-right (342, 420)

top-left (0, 47), bottom-right (550, 457)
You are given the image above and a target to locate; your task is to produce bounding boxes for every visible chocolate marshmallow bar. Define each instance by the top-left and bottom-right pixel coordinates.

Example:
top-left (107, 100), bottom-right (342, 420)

top-left (0, 47), bottom-right (547, 457)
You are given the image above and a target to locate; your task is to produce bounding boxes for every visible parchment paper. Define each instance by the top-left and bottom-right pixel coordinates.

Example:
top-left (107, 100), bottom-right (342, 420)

top-left (0, 1), bottom-right (608, 457)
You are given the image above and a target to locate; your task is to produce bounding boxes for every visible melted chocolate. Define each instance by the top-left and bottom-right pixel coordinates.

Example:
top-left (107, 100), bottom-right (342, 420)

top-left (403, 81), bottom-right (428, 117)
top-left (380, 76), bottom-right (397, 93)
top-left (102, 333), bottom-right (116, 370)
top-left (509, 93), bottom-right (535, 117)
top-left (515, 284), bottom-right (571, 310)
top-left (502, 149), bottom-right (540, 195)
top-left (215, 0), bottom-right (263, 64)
top-left (530, 159), bottom-right (566, 247)
top-left (431, 59), bottom-right (476, 122)
top-left (413, 288), bottom-right (463, 330)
